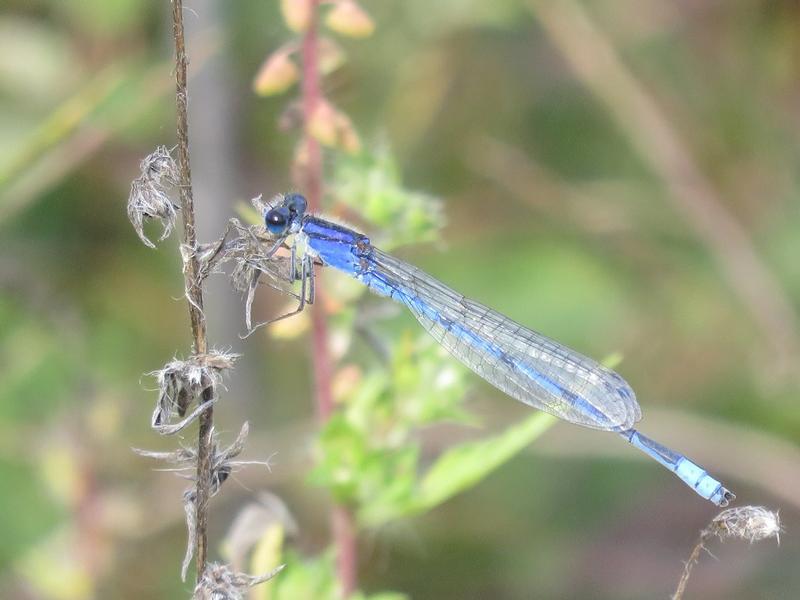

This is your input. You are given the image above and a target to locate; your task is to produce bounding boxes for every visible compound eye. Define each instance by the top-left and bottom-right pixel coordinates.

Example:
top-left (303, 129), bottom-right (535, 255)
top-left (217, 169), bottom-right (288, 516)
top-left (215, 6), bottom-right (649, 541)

top-left (265, 206), bottom-right (290, 235)
top-left (285, 193), bottom-right (307, 216)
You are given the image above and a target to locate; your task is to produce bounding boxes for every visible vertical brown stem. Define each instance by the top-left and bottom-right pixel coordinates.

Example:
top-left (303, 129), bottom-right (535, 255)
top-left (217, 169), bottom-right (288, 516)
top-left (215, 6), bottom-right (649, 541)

top-left (171, 0), bottom-right (213, 582)
top-left (300, 1), bottom-right (357, 595)
top-left (672, 537), bottom-right (705, 600)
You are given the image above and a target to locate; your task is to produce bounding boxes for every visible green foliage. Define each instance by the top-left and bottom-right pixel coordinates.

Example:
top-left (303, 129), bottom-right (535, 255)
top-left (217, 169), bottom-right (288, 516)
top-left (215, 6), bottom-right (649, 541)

top-left (331, 144), bottom-right (444, 249)
top-left (360, 412), bottom-right (555, 527)
top-left (0, 459), bottom-right (62, 567)
top-left (311, 148), bottom-right (560, 535)
top-left (308, 333), bottom-right (470, 507)
top-left (272, 550), bottom-right (338, 600)
top-left (0, 298), bottom-right (79, 422)
top-left (271, 550), bottom-right (408, 600)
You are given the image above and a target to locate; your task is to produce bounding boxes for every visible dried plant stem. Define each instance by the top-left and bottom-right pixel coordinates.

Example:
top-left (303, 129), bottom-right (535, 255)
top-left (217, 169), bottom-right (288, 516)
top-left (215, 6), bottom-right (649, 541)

top-left (672, 538), bottom-right (705, 600)
top-left (672, 506), bottom-right (780, 599)
top-left (300, 1), bottom-right (357, 594)
top-left (171, 0), bottom-right (214, 582)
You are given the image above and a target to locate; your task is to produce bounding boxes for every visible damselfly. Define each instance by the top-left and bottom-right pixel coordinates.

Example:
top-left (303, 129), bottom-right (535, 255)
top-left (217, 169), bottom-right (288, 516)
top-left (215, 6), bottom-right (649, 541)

top-left (255, 193), bottom-right (734, 506)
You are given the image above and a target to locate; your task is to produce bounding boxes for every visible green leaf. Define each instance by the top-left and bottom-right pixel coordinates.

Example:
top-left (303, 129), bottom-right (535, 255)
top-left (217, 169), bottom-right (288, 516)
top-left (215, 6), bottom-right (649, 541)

top-left (308, 415), bottom-right (369, 503)
top-left (273, 551), bottom-right (338, 600)
top-left (360, 412), bottom-right (556, 526)
top-left (419, 412), bottom-right (556, 504)
top-left (311, 333), bottom-right (471, 508)
top-left (331, 144), bottom-right (444, 249)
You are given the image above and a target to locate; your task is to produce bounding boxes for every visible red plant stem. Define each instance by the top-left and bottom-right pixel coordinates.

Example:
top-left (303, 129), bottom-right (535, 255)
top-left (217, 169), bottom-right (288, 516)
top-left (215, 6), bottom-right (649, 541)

top-left (301, 2), bottom-right (323, 214)
top-left (301, 1), bottom-right (334, 420)
top-left (332, 505), bottom-right (357, 594)
top-left (300, 1), bottom-right (357, 595)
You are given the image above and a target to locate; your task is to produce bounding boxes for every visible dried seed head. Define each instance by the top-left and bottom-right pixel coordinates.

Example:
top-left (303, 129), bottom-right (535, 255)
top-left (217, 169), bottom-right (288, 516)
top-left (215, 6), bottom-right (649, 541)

top-left (180, 422), bottom-right (265, 581)
top-left (707, 506), bottom-right (781, 544)
top-left (133, 422), bottom-right (253, 492)
top-left (211, 210), bottom-right (297, 335)
top-left (673, 505), bottom-right (781, 599)
top-left (135, 421), bottom-right (270, 581)
top-left (148, 350), bottom-right (239, 435)
top-left (127, 146), bottom-right (180, 248)
top-left (193, 562), bottom-right (284, 599)
top-left (132, 444), bottom-right (197, 465)
top-left (172, 207), bottom-right (299, 336)
top-left (182, 489), bottom-right (198, 581)
top-left (179, 220), bottom-right (256, 313)
top-left (210, 421), bottom-right (253, 491)
top-left (141, 145), bottom-right (180, 186)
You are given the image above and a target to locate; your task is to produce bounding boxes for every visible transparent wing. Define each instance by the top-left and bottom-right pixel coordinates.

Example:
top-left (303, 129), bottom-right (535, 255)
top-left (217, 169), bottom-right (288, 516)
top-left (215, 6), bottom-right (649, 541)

top-left (363, 249), bottom-right (641, 431)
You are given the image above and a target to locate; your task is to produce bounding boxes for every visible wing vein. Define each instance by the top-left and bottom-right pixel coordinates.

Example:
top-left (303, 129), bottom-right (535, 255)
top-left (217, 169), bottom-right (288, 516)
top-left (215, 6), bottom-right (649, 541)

top-left (361, 248), bottom-right (641, 431)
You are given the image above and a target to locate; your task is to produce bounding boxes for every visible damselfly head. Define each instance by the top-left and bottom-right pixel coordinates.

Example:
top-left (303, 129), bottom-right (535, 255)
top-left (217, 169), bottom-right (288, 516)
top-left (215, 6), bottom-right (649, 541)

top-left (284, 193), bottom-right (307, 217)
top-left (264, 193), bottom-right (308, 236)
top-left (265, 206), bottom-right (291, 235)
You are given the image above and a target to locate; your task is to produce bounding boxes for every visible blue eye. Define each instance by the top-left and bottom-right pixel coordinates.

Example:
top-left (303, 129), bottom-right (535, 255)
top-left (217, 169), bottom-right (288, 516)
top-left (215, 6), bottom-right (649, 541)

top-left (265, 207), bottom-right (290, 235)
top-left (285, 193), bottom-right (307, 216)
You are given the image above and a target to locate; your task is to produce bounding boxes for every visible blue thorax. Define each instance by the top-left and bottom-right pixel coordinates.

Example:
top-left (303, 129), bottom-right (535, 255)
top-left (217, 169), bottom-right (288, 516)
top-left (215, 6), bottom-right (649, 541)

top-left (301, 216), bottom-right (371, 275)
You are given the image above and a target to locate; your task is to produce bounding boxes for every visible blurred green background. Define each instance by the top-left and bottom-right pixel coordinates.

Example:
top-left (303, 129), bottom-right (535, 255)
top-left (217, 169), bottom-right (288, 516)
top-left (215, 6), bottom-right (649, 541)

top-left (1, 0), bottom-right (799, 598)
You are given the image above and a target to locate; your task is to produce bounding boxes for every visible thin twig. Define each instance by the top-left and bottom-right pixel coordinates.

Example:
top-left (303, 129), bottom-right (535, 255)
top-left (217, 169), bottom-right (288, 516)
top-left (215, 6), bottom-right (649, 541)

top-left (528, 0), bottom-right (800, 374)
top-left (299, 1), bottom-right (358, 594)
top-left (672, 506), bottom-right (780, 599)
top-left (171, 0), bottom-right (214, 582)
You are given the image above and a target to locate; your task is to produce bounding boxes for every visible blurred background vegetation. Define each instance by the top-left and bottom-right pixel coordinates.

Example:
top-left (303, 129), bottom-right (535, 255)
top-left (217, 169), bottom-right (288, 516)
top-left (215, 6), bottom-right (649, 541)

top-left (1, 0), bottom-right (799, 598)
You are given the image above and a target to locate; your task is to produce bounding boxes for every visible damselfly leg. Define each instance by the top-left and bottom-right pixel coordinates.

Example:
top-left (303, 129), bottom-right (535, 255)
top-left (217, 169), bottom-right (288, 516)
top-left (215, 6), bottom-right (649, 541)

top-left (240, 246), bottom-right (315, 338)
